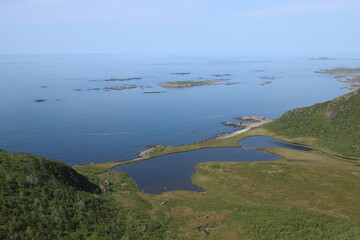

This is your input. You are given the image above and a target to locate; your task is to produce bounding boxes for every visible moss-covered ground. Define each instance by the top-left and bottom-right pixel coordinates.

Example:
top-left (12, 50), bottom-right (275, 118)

top-left (74, 125), bottom-right (360, 239)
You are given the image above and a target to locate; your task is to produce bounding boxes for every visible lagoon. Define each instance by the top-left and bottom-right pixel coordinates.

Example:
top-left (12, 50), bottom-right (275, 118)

top-left (113, 146), bottom-right (281, 194)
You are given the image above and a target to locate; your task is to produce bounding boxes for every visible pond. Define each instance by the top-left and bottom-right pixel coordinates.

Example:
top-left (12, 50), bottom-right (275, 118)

top-left (114, 136), bottom-right (309, 194)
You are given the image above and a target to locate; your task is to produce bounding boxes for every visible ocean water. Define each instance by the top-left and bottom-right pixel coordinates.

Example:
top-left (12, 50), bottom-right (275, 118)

top-left (0, 53), bottom-right (358, 165)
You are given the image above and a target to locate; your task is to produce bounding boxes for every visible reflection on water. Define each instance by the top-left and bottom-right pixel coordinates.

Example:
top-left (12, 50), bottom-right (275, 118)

top-left (239, 136), bottom-right (311, 151)
top-left (114, 136), bottom-right (312, 194)
top-left (113, 147), bottom-right (280, 194)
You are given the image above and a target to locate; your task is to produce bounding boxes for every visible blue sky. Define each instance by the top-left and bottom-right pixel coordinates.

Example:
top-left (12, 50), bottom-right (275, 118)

top-left (0, 0), bottom-right (359, 54)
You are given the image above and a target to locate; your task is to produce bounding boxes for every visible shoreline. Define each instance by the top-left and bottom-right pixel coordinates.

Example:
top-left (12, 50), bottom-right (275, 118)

top-left (216, 119), bottom-right (272, 139)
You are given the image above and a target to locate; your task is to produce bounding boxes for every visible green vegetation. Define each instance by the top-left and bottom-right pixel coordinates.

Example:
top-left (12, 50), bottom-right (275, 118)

top-left (0, 150), bottom-right (168, 240)
top-left (265, 89), bottom-right (360, 158)
top-left (136, 146), bottom-right (360, 239)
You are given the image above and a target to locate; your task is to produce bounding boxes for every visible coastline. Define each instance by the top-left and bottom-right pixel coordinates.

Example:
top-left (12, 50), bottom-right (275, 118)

top-left (216, 119), bottom-right (272, 139)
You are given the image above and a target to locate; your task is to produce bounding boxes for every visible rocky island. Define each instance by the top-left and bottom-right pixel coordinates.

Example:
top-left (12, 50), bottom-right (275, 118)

top-left (104, 85), bottom-right (137, 90)
top-left (222, 116), bottom-right (267, 127)
top-left (260, 81), bottom-right (273, 85)
top-left (315, 67), bottom-right (360, 74)
top-left (160, 78), bottom-right (231, 88)
top-left (104, 77), bottom-right (142, 81)
top-left (310, 57), bottom-right (337, 60)
top-left (316, 68), bottom-right (360, 89)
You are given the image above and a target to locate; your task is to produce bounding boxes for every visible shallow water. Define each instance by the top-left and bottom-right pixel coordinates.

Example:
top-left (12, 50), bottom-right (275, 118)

top-left (0, 53), bottom-right (357, 165)
top-left (113, 147), bottom-right (281, 194)
top-left (238, 136), bottom-right (311, 151)
top-left (112, 136), bottom-right (313, 194)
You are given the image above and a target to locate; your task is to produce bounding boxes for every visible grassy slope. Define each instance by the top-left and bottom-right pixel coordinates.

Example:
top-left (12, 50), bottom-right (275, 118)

top-left (0, 150), bottom-right (168, 240)
top-left (265, 89), bottom-right (360, 158)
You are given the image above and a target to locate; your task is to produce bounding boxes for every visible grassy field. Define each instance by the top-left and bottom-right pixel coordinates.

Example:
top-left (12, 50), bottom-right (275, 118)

top-left (73, 124), bottom-right (360, 239)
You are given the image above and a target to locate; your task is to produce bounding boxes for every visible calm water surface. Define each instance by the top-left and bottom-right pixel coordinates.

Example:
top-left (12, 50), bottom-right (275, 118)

top-left (0, 53), bottom-right (357, 165)
top-left (239, 136), bottom-right (311, 151)
top-left (113, 147), bottom-right (281, 194)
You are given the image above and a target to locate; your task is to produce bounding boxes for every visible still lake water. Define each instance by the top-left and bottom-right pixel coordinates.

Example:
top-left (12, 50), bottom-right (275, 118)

top-left (0, 53), bottom-right (358, 165)
top-left (114, 136), bottom-right (310, 194)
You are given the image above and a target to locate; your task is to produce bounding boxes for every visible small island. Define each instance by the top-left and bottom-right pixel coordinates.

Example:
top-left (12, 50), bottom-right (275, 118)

top-left (104, 85), bottom-right (137, 90)
top-left (160, 78), bottom-right (231, 88)
top-left (259, 76), bottom-right (275, 80)
top-left (315, 67), bottom-right (360, 74)
top-left (104, 77), bottom-right (142, 81)
top-left (222, 116), bottom-right (267, 127)
top-left (260, 81), bottom-right (272, 86)
top-left (310, 57), bottom-right (337, 60)
top-left (143, 91), bottom-right (165, 94)
top-left (213, 74), bottom-right (231, 77)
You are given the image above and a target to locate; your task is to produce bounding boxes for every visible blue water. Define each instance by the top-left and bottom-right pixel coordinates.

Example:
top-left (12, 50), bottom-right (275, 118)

top-left (0, 53), bottom-right (358, 165)
top-left (239, 136), bottom-right (311, 151)
top-left (113, 147), bottom-right (281, 194)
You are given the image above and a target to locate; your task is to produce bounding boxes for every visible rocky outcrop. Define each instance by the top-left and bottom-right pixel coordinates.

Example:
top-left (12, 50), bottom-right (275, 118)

top-left (310, 57), bottom-right (337, 60)
top-left (222, 122), bottom-right (250, 127)
top-left (315, 67), bottom-right (360, 74)
top-left (104, 85), bottom-right (137, 90)
top-left (160, 78), bottom-right (231, 88)
top-left (143, 91), bottom-right (165, 94)
top-left (222, 116), bottom-right (266, 127)
top-left (104, 78), bottom-right (142, 81)
top-left (213, 74), bottom-right (231, 77)
top-left (259, 76), bottom-right (275, 80)
top-left (342, 84), bottom-right (360, 90)
top-left (236, 116), bottom-right (266, 122)
top-left (139, 144), bottom-right (168, 158)
top-left (260, 81), bottom-right (272, 85)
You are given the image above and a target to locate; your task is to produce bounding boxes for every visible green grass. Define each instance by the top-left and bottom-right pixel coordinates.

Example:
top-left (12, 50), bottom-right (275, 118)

top-left (265, 89), bottom-right (360, 158)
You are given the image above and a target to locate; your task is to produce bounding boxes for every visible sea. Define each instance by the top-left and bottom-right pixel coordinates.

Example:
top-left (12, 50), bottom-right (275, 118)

top-left (0, 53), bottom-right (359, 165)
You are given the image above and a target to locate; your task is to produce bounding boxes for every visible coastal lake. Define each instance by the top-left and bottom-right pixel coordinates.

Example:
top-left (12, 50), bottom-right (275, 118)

top-left (113, 136), bottom-right (311, 193)
top-left (0, 53), bottom-right (358, 165)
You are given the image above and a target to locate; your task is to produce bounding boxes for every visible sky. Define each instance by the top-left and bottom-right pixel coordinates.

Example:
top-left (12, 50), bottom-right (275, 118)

top-left (0, 0), bottom-right (359, 54)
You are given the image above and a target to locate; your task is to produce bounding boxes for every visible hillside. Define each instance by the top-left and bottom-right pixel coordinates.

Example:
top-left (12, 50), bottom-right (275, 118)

top-left (0, 150), bottom-right (167, 240)
top-left (265, 89), bottom-right (360, 158)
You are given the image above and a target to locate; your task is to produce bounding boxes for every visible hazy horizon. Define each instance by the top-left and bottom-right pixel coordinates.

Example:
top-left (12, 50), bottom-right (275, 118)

top-left (1, 0), bottom-right (359, 54)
